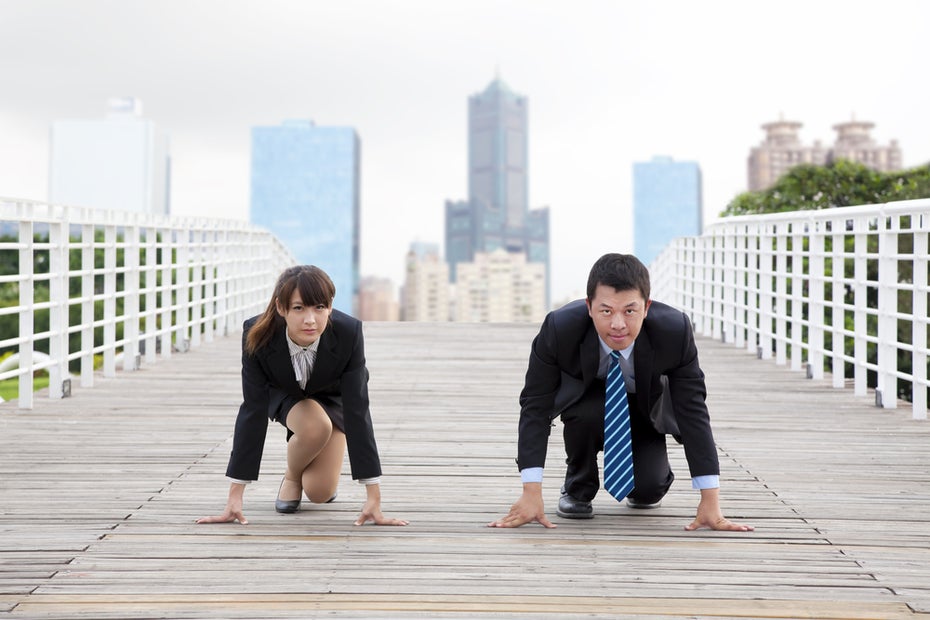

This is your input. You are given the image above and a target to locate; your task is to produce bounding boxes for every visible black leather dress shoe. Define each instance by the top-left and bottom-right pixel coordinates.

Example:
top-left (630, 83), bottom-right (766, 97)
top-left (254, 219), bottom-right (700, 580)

top-left (556, 491), bottom-right (594, 519)
top-left (626, 498), bottom-right (662, 509)
top-left (275, 478), bottom-right (302, 514)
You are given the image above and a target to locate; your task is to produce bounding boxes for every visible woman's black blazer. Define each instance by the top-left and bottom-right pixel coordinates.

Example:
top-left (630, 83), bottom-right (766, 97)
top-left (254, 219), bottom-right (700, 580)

top-left (224, 310), bottom-right (382, 482)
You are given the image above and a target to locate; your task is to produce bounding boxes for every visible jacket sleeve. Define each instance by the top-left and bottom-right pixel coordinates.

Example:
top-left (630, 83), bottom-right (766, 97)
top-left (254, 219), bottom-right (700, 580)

top-left (516, 312), bottom-right (561, 470)
top-left (225, 324), bottom-right (271, 481)
top-left (666, 312), bottom-right (720, 478)
top-left (340, 321), bottom-right (383, 480)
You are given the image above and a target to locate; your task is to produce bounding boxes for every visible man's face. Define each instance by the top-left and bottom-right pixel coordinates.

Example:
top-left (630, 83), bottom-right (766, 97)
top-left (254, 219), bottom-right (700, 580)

top-left (585, 284), bottom-right (651, 351)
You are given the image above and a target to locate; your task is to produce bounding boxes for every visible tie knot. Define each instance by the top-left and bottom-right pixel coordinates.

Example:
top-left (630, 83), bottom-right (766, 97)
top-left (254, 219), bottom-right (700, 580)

top-left (610, 350), bottom-right (622, 363)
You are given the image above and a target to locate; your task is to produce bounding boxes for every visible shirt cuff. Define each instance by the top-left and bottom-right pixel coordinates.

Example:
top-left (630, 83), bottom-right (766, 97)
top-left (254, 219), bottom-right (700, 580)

top-left (691, 475), bottom-right (719, 490)
top-left (520, 467), bottom-right (544, 484)
top-left (357, 477), bottom-right (381, 486)
top-left (227, 477), bottom-right (252, 485)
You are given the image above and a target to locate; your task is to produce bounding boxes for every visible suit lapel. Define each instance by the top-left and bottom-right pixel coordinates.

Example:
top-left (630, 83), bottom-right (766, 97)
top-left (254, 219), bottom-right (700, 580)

top-left (633, 326), bottom-right (655, 417)
top-left (305, 320), bottom-right (340, 392)
top-left (264, 327), bottom-right (301, 393)
top-left (580, 323), bottom-right (601, 388)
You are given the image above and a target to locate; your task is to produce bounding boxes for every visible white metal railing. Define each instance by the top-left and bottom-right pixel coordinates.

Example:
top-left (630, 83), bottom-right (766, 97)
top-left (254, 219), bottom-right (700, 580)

top-left (0, 198), bottom-right (295, 409)
top-left (651, 198), bottom-right (930, 420)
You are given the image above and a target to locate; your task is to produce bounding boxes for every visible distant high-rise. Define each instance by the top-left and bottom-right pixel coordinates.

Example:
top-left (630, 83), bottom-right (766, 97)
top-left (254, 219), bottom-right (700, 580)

top-left (633, 156), bottom-right (703, 266)
top-left (402, 243), bottom-right (449, 322)
top-left (250, 120), bottom-right (360, 316)
top-left (454, 249), bottom-right (545, 323)
top-left (357, 276), bottom-right (399, 322)
top-left (49, 97), bottom-right (170, 215)
top-left (748, 117), bottom-right (901, 191)
top-left (444, 77), bottom-right (550, 304)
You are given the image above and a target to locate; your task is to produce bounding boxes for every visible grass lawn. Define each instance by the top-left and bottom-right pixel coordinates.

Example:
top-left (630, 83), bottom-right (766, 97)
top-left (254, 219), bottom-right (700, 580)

top-left (0, 376), bottom-right (50, 402)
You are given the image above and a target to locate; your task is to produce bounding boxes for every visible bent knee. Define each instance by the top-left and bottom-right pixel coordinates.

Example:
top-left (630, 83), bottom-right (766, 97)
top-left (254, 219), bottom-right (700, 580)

top-left (287, 401), bottom-right (333, 439)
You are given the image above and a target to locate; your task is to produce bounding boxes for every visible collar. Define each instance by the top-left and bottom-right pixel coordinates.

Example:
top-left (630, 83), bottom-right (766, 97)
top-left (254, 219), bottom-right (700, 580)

top-left (284, 329), bottom-right (321, 358)
top-left (598, 336), bottom-right (634, 361)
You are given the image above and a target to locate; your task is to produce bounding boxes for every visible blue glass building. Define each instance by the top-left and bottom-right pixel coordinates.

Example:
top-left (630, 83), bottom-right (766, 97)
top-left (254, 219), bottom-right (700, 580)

top-left (444, 78), bottom-right (550, 303)
top-left (250, 120), bottom-right (360, 315)
top-left (632, 156), bottom-right (703, 266)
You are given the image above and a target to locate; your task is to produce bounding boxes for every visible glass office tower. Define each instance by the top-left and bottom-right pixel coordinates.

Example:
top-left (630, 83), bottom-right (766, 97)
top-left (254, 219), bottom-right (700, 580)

top-left (632, 156), bottom-right (702, 266)
top-left (250, 120), bottom-right (360, 315)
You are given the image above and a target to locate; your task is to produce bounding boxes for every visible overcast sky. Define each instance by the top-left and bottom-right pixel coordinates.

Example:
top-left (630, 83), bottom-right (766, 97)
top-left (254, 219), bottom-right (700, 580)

top-left (2, 0), bottom-right (928, 302)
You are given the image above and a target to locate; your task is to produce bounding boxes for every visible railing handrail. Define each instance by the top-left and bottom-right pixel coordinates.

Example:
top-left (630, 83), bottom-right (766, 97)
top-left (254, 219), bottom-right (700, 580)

top-left (651, 198), bottom-right (930, 420)
top-left (0, 198), bottom-right (296, 408)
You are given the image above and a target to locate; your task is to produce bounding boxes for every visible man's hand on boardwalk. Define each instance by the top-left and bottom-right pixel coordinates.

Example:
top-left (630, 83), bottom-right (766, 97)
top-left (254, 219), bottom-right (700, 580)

top-left (487, 483), bottom-right (557, 529)
top-left (684, 488), bottom-right (754, 532)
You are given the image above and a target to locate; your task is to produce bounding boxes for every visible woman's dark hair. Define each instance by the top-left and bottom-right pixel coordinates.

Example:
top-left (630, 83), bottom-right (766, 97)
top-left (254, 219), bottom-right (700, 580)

top-left (586, 253), bottom-right (651, 302)
top-left (245, 265), bottom-right (336, 355)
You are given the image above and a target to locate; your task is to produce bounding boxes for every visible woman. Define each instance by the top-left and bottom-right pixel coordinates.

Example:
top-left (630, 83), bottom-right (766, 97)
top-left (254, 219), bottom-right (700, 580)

top-left (197, 265), bottom-right (407, 527)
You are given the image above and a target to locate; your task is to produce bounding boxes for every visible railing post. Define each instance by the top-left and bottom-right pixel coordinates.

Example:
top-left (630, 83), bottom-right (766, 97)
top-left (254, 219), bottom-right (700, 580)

top-left (80, 221), bottom-right (94, 388)
top-left (912, 219), bottom-right (928, 419)
top-left (774, 225), bottom-right (788, 366)
top-left (102, 223), bottom-right (117, 378)
top-left (789, 224), bottom-right (804, 372)
top-left (142, 225), bottom-right (158, 364)
top-left (808, 218), bottom-right (825, 381)
top-left (876, 213), bottom-right (898, 409)
top-left (47, 213), bottom-right (69, 399)
top-left (159, 227), bottom-right (173, 360)
top-left (175, 229), bottom-right (191, 352)
top-left (759, 221), bottom-right (773, 360)
top-left (18, 218), bottom-right (34, 409)
top-left (830, 217), bottom-right (846, 389)
top-left (853, 218), bottom-right (869, 397)
top-left (123, 223), bottom-right (140, 371)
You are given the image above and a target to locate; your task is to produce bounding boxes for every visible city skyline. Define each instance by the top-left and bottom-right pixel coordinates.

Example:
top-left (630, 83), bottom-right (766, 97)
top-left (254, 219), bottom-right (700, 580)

top-left (1, 1), bottom-right (928, 303)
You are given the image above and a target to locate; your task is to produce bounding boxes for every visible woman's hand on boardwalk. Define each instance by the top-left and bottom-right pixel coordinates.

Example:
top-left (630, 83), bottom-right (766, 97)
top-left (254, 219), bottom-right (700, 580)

top-left (487, 483), bottom-right (556, 528)
top-left (196, 482), bottom-right (248, 525)
top-left (196, 506), bottom-right (248, 525)
top-left (684, 488), bottom-right (753, 532)
top-left (354, 485), bottom-right (409, 526)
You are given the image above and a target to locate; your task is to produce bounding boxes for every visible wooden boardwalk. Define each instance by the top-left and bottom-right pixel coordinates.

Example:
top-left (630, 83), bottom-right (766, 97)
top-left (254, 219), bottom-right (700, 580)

top-left (1, 322), bottom-right (929, 619)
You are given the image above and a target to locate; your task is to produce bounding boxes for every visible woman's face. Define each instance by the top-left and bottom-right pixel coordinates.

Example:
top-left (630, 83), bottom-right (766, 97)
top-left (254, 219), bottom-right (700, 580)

top-left (276, 289), bottom-right (332, 347)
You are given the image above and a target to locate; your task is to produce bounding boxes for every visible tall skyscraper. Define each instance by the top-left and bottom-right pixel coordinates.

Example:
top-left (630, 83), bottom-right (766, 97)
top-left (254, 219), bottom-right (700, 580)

top-left (633, 156), bottom-right (703, 266)
top-left (748, 116), bottom-right (902, 191)
top-left (250, 120), bottom-right (360, 316)
top-left (444, 77), bottom-right (550, 304)
top-left (49, 97), bottom-right (170, 215)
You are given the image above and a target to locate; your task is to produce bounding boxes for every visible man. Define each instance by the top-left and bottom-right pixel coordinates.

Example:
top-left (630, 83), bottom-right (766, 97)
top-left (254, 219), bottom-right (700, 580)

top-left (489, 253), bottom-right (753, 531)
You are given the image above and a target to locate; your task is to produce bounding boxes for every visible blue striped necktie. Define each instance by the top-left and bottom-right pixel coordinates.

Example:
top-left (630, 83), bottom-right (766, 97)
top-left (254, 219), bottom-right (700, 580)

top-left (604, 350), bottom-right (635, 501)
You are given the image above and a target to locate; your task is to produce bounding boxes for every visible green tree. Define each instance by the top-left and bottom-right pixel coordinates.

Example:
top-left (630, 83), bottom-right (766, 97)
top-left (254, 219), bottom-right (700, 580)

top-left (722, 160), bottom-right (930, 216)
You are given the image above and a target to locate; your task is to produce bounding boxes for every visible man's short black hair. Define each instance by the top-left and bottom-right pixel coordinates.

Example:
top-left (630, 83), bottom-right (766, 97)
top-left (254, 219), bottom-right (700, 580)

top-left (586, 253), bottom-right (651, 302)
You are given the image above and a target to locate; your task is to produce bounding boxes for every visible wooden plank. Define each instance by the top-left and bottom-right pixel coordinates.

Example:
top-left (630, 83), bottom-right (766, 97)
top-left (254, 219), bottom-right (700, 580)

top-left (1, 322), bottom-right (930, 618)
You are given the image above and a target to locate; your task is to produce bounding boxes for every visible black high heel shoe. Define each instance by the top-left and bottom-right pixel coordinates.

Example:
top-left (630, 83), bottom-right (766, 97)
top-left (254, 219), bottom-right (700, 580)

top-left (274, 477), bottom-right (302, 514)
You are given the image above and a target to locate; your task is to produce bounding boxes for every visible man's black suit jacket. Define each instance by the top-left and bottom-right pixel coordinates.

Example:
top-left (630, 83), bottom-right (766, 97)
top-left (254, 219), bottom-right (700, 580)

top-left (517, 299), bottom-right (719, 479)
top-left (225, 310), bottom-right (381, 482)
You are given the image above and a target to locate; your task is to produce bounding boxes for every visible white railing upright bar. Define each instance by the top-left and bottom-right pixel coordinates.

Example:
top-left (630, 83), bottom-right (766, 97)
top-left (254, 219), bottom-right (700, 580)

top-left (651, 198), bottom-right (930, 420)
top-left (0, 198), bottom-right (295, 409)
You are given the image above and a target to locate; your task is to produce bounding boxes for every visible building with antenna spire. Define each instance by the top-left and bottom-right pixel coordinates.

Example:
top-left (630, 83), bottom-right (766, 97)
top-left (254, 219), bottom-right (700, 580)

top-left (444, 76), bottom-right (550, 305)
